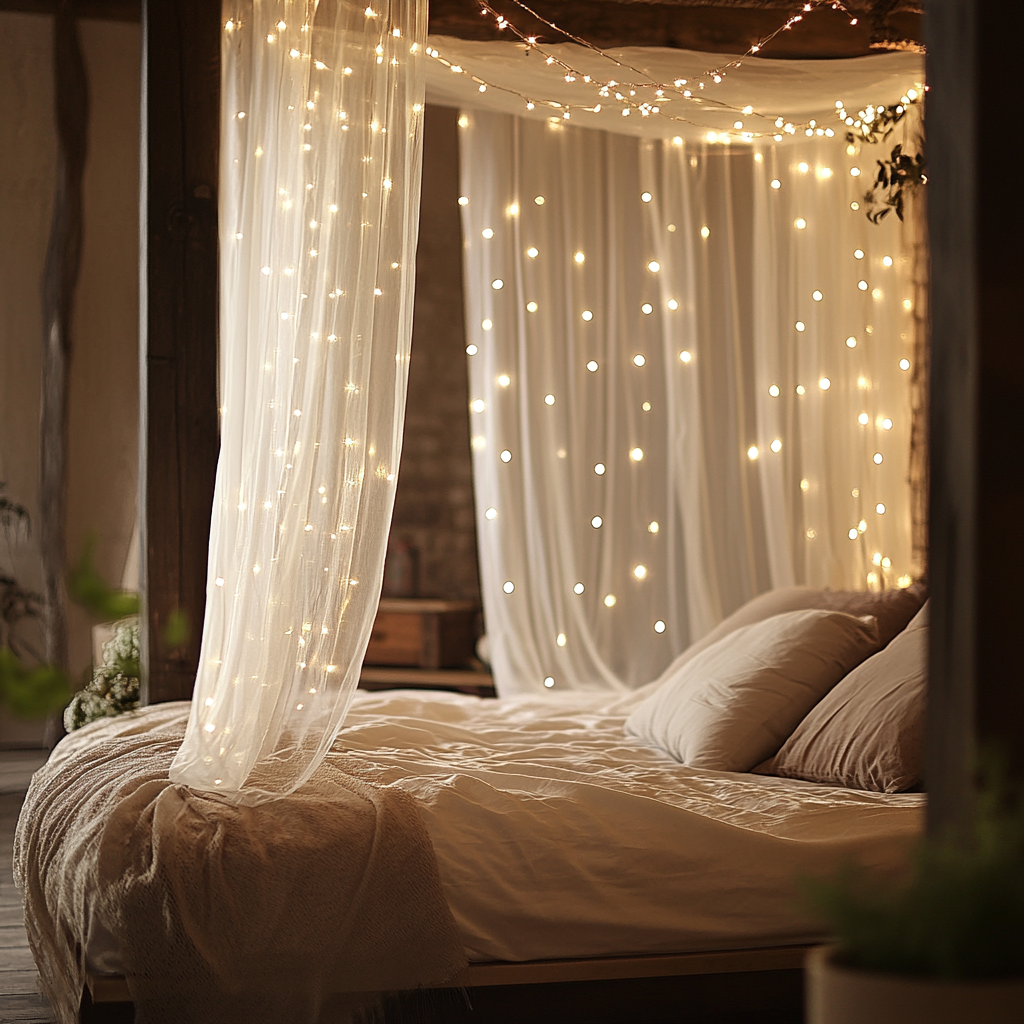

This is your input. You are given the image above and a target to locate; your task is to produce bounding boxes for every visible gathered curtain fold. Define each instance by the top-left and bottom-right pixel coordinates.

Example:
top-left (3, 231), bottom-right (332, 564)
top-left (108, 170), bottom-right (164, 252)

top-left (460, 111), bottom-right (920, 696)
top-left (170, 0), bottom-right (427, 804)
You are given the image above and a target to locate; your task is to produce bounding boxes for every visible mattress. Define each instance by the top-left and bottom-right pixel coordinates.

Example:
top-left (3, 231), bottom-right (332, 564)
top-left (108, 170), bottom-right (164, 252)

top-left (86, 688), bottom-right (923, 972)
top-left (339, 689), bottom-right (923, 961)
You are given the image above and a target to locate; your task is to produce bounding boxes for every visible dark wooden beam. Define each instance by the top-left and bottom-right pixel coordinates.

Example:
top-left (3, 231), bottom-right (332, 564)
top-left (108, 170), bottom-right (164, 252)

top-left (39, 1), bottom-right (89, 675)
top-left (427, 0), bottom-right (923, 57)
top-left (926, 0), bottom-right (1024, 835)
top-left (0, 0), bottom-right (139, 19)
top-left (139, 0), bottom-right (220, 703)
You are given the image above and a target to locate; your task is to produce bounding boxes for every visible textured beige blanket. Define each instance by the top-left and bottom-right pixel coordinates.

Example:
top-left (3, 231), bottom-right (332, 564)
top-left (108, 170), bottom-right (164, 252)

top-left (14, 704), bottom-right (467, 1024)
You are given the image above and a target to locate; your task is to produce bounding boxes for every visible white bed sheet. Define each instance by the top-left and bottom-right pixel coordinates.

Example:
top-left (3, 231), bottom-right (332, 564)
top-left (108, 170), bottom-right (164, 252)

top-left (336, 688), bottom-right (923, 962)
top-left (81, 689), bottom-right (923, 971)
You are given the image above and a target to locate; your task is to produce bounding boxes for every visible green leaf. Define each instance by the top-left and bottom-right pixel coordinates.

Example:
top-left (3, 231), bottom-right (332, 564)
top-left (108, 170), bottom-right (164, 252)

top-left (68, 533), bottom-right (140, 621)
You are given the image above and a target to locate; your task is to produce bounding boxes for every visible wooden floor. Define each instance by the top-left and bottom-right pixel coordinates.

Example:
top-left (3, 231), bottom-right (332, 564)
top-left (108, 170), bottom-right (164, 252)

top-left (1, 749), bottom-right (55, 1024)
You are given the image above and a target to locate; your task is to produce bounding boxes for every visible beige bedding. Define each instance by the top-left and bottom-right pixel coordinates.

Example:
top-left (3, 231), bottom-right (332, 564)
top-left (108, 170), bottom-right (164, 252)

top-left (14, 704), bottom-right (466, 1024)
top-left (16, 688), bottom-right (924, 1019)
top-left (338, 688), bottom-right (924, 961)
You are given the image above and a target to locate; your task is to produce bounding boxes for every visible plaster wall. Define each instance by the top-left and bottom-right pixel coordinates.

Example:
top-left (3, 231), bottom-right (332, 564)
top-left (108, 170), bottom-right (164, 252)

top-left (0, 13), bottom-right (140, 742)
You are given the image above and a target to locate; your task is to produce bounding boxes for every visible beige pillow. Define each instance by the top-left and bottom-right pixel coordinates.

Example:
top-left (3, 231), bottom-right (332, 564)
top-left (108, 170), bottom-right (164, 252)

top-left (624, 609), bottom-right (882, 772)
top-left (671, 583), bottom-right (926, 676)
top-left (756, 602), bottom-right (928, 792)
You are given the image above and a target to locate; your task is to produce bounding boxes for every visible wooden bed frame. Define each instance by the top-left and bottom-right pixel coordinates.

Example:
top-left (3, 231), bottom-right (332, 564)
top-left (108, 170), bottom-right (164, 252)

top-left (84, 944), bottom-right (815, 1022)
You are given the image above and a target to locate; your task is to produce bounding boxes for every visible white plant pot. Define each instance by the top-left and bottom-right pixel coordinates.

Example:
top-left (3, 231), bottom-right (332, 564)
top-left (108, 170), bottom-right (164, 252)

top-left (807, 946), bottom-right (1024, 1024)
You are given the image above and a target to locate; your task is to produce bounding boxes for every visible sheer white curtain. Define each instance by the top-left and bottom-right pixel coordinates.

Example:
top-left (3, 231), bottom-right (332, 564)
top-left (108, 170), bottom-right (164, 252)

top-left (459, 113), bottom-right (919, 696)
top-left (170, 0), bottom-right (426, 803)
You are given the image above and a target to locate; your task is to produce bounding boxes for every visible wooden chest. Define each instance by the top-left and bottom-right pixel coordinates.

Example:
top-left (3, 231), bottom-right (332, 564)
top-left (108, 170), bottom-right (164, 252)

top-left (364, 598), bottom-right (478, 669)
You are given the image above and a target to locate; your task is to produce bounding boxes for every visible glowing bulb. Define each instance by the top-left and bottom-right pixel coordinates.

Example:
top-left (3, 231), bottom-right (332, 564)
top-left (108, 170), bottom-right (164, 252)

top-left (769, 384), bottom-right (780, 397)
top-left (482, 228), bottom-right (494, 239)
top-left (534, 195), bottom-right (545, 205)
top-left (667, 299), bottom-right (679, 310)
top-left (526, 246), bottom-right (539, 258)
top-left (798, 162), bottom-right (809, 173)
top-left (544, 676), bottom-right (555, 688)
top-left (854, 249), bottom-right (865, 259)
top-left (700, 225), bottom-right (710, 239)
top-left (574, 583), bottom-right (585, 594)
top-left (796, 385), bottom-right (806, 395)
top-left (485, 507), bottom-right (497, 520)
top-left (581, 309), bottom-right (593, 321)
top-left (604, 594), bottom-right (617, 607)
top-left (497, 374), bottom-right (511, 387)
top-left (796, 321), bottom-right (806, 332)
top-left (507, 202), bottom-right (520, 216)
top-left (873, 453), bottom-right (883, 464)
top-left (458, 196), bottom-right (469, 206)
top-left (594, 463), bottom-right (606, 475)
top-left (819, 377), bottom-right (831, 390)
top-left (680, 350), bottom-right (692, 363)
top-left (747, 445), bottom-right (760, 461)
top-left (882, 255), bottom-right (893, 267)
top-left (556, 633), bottom-right (566, 647)
top-left (800, 479), bottom-right (809, 492)
top-left (883, 418), bottom-right (893, 430)
top-left (591, 516), bottom-right (603, 528)
top-left (648, 521), bottom-right (659, 534)
top-left (587, 360), bottom-right (599, 372)
top-left (641, 192), bottom-right (653, 203)
top-left (771, 439), bottom-right (782, 453)
top-left (875, 503), bottom-right (886, 515)
top-left (899, 358), bottom-right (911, 371)
top-left (633, 354), bottom-right (646, 367)
top-left (527, 302), bottom-right (539, 313)
top-left (846, 337), bottom-right (857, 348)
top-left (503, 581), bottom-right (515, 593)
top-left (544, 394), bottom-right (555, 406)
top-left (634, 565), bottom-right (647, 579)
top-left (630, 447), bottom-right (644, 461)
top-left (849, 528), bottom-right (858, 540)
top-left (859, 412), bottom-right (869, 425)
top-left (574, 251), bottom-right (586, 264)
top-left (858, 280), bottom-right (868, 291)
top-left (812, 290), bottom-right (823, 301)
top-left (647, 261), bottom-right (661, 273)
top-left (482, 319), bottom-right (493, 330)
top-left (491, 279), bottom-right (504, 290)
top-left (770, 179), bottom-right (781, 189)
top-left (794, 218), bottom-right (807, 230)
top-left (641, 303), bottom-right (654, 315)
top-left (500, 450), bottom-right (512, 463)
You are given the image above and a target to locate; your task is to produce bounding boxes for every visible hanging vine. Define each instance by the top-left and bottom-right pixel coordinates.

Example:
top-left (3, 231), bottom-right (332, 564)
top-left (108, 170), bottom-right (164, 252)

top-left (842, 98), bottom-right (926, 223)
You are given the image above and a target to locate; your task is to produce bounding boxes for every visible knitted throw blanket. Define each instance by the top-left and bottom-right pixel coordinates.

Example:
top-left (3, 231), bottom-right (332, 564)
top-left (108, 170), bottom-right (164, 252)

top-left (14, 703), bottom-right (467, 1024)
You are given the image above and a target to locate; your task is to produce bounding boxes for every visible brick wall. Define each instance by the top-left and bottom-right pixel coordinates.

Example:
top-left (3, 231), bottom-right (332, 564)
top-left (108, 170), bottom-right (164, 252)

top-left (389, 105), bottom-right (480, 602)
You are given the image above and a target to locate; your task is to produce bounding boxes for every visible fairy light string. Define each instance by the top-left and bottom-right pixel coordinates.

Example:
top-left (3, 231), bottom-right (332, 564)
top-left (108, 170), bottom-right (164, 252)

top-left (428, 0), bottom-right (920, 141)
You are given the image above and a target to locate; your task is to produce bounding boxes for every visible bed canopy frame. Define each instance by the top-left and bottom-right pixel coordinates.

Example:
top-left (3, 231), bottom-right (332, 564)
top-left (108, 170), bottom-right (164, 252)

top-left (18, 0), bottom-right (1023, 1019)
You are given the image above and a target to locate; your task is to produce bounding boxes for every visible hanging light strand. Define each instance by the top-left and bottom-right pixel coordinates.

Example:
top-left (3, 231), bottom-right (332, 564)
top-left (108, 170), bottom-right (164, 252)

top-left (428, 0), bottom-right (899, 140)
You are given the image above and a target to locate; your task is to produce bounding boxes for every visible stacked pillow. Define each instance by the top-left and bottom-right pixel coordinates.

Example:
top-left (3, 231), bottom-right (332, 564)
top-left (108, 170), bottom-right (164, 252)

top-left (625, 586), bottom-right (927, 791)
top-left (754, 602), bottom-right (928, 792)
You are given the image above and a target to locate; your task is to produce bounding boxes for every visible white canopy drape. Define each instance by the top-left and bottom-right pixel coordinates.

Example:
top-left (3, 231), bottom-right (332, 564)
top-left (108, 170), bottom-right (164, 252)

top-left (456, 48), bottom-right (923, 696)
top-left (170, 0), bottom-right (426, 803)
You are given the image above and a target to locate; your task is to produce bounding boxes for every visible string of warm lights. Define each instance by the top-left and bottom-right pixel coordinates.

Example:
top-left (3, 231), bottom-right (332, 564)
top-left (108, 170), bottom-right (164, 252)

top-left (426, 0), bottom-right (901, 141)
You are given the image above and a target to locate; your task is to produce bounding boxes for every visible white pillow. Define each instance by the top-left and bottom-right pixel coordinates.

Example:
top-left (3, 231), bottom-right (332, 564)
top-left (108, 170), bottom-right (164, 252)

top-left (624, 609), bottom-right (881, 771)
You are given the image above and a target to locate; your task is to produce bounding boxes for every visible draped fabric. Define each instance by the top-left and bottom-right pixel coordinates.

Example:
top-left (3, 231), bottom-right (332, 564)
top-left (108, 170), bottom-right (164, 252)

top-left (170, 0), bottom-right (427, 803)
top-left (459, 111), bottom-right (921, 696)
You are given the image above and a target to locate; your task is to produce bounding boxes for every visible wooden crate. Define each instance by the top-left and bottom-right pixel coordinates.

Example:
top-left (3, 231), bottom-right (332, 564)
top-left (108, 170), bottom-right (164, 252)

top-left (365, 598), bottom-right (478, 669)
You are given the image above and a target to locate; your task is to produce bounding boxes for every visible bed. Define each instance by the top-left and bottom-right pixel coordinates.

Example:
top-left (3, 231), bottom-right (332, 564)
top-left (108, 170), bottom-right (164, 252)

top-left (16, 678), bottom-right (923, 1022)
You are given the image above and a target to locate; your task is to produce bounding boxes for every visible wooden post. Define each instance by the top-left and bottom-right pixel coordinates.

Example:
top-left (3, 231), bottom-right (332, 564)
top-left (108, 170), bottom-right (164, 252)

top-left (139, 0), bottom-right (220, 703)
top-left (39, 1), bottom-right (89, 676)
top-left (926, 0), bottom-right (1024, 834)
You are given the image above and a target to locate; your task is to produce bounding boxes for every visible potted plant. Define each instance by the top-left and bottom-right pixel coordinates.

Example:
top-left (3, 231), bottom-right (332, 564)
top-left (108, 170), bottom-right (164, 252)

top-left (805, 775), bottom-right (1024, 1023)
top-left (0, 484), bottom-right (69, 725)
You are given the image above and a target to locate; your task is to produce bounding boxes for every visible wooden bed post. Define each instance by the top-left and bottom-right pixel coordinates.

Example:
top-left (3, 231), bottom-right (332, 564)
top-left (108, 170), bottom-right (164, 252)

top-left (139, 0), bottom-right (220, 704)
top-left (926, 0), bottom-right (1024, 835)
